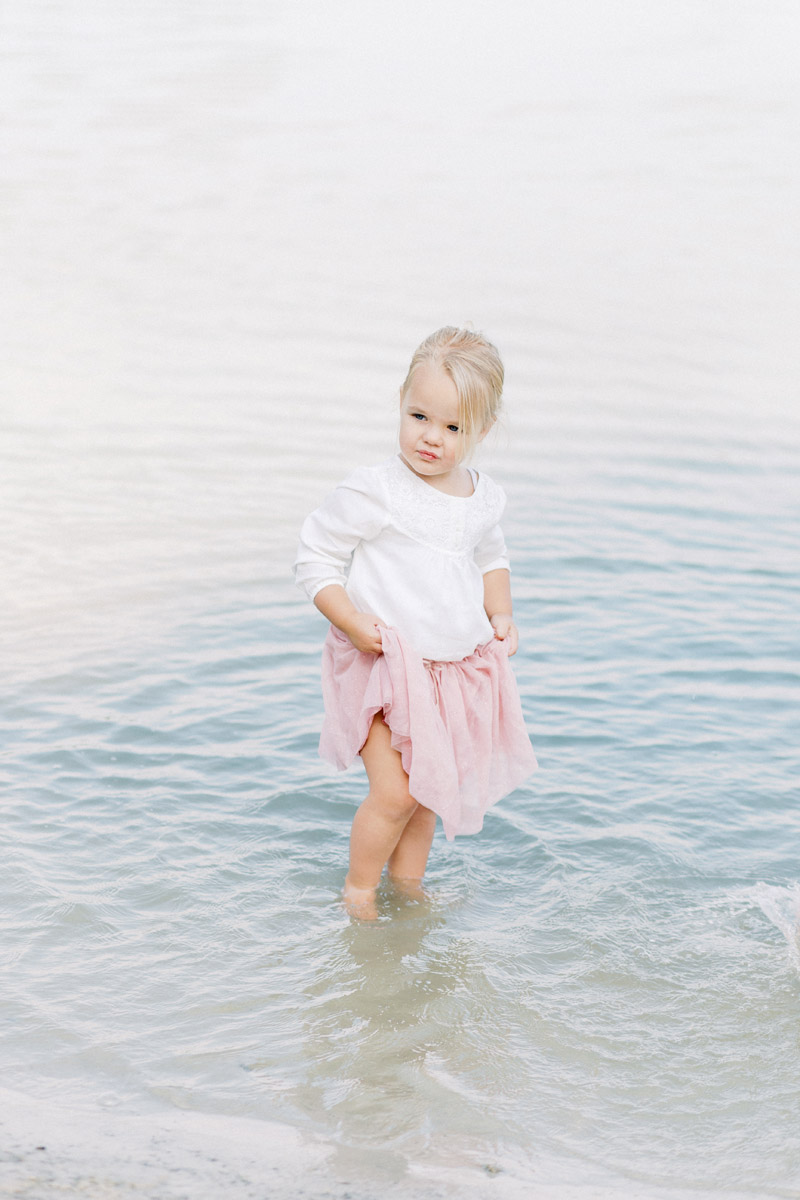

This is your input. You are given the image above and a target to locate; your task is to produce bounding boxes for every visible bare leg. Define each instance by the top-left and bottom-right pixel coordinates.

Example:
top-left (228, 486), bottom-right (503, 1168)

top-left (344, 713), bottom-right (420, 919)
top-left (388, 803), bottom-right (436, 894)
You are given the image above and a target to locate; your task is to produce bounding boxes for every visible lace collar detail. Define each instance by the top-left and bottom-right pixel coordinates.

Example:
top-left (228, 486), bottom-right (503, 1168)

top-left (383, 455), bottom-right (503, 554)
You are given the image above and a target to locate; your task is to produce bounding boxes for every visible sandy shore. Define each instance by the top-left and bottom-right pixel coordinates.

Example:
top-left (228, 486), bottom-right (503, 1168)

top-left (0, 1086), bottom-right (778, 1200)
top-left (0, 1086), bottom-right (330, 1200)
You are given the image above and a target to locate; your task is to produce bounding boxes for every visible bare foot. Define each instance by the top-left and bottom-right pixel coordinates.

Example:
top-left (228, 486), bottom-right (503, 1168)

top-left (343, 877), bottom-right (379, 921)
top-left (388, 876), bottom-right (427, 901)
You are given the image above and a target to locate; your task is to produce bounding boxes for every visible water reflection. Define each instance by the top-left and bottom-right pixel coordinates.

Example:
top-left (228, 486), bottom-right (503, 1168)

top-left (291, 899), bottom-right (523, 1161)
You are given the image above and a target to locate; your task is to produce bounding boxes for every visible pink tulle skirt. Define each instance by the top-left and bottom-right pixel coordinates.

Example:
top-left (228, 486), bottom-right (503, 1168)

top-left (319, 625), bottom-right (537, 841)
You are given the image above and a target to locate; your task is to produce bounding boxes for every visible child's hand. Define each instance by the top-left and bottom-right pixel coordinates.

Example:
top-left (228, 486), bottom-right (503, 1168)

top-left (490, 613), bottom-right (518, 656)
top-left (343, 611), bottom-right (386, 655)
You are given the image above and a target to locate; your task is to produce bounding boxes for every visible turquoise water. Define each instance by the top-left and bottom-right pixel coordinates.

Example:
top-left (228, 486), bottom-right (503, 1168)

top-left (3, 2), bottom-right (800, 1196)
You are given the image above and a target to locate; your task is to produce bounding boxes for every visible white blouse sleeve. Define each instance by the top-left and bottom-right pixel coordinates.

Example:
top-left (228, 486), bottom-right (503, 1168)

top-left (474, 478), bottom-right (510, 574)
top-left (294, 468), bottom-right (388, 601)
top-left (474, 522), bottom-right (510, 574)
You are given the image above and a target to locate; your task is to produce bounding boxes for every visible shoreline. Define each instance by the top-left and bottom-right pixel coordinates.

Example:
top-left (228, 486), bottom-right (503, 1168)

top-left (0, 1085), bottom-right (327, 1200)
top-left (0, 1085), bottom-right (782, 1200)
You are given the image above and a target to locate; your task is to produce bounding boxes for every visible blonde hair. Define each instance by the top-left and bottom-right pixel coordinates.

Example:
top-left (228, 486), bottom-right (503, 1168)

top-left (400, 327), bottom-right (504, 453)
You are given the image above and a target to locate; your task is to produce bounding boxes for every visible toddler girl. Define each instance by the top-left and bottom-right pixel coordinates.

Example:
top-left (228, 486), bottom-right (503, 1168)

top-left (295, 327), bottom-right (537, 917)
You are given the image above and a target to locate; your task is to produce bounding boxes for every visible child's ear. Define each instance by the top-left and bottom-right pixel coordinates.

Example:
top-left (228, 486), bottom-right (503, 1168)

top-left (476, 421), bottom-right (494, 443)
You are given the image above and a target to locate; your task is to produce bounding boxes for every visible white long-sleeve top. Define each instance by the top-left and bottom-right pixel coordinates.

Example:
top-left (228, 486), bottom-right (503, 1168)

top-left (294, 455), bottom-right (510, 662)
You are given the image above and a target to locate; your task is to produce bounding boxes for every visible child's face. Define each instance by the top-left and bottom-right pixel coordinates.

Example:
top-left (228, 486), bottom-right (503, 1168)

top-left (399, 364), bottom-right (471, 483)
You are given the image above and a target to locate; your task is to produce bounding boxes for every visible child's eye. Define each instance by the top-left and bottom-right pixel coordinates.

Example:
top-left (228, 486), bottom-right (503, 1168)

top-left (447, 425), bottom-right (459, 433)
top-left (412, 412), bottom-right (425, 421)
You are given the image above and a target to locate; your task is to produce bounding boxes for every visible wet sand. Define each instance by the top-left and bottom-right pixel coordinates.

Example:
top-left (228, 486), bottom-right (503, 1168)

top-left (0, 1086), bottom-right (780, 1200)
top-left (0, 1086), bottom-right (324, 1200)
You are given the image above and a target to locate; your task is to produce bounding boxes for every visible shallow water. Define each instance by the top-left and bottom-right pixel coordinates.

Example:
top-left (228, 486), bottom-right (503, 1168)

top-left (3, 1), bottom-right (800, 1196)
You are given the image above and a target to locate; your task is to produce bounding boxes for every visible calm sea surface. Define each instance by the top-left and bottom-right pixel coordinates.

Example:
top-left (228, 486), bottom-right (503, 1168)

top-left (2, 1), bottom-right (800, 1196)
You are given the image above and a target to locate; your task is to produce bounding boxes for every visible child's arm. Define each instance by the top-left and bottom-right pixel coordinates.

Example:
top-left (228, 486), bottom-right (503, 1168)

top-left (295, 469), bottom-right (389, 655)
top-left (313, 584), bottom-right (385, 655)
top-left (483, 568), bottom-right (519, 656)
